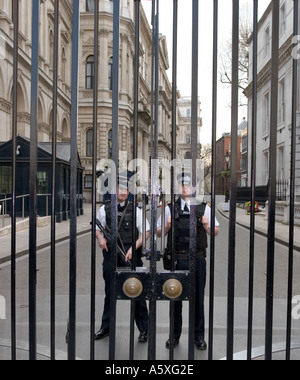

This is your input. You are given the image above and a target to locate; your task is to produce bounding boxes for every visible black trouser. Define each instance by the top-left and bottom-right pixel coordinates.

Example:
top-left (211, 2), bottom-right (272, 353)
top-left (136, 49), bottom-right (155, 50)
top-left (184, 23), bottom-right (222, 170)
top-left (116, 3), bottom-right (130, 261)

top-left (173, 257), bottom-right (206, 341)
top-left (100, 250), bottom-right (149, 334)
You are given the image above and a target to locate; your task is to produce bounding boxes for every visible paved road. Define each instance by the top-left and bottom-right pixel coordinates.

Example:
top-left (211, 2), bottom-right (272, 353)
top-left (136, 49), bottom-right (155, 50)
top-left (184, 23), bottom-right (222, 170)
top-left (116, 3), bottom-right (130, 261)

top-left (0, 209), bottom-right (300, 360)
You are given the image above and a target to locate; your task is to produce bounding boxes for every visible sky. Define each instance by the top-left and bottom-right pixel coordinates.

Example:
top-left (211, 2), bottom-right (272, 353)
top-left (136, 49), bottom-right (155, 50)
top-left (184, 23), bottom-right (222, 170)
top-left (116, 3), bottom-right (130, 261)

top-left (141, 0), bottom-right (271, 144)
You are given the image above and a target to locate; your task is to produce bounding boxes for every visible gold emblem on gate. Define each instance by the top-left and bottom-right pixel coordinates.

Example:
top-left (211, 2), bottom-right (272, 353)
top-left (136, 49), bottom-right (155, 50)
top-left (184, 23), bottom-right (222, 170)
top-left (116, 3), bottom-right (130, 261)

top-left (163, 279), bottom-right (183, 300)
top-left (123, 278), bottom-right (143, 299)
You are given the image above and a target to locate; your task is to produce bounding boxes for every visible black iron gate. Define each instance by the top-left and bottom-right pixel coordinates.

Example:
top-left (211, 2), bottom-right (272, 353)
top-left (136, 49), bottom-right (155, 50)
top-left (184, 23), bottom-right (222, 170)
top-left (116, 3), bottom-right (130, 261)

top-left (2, 0), bottom-right (300, 361)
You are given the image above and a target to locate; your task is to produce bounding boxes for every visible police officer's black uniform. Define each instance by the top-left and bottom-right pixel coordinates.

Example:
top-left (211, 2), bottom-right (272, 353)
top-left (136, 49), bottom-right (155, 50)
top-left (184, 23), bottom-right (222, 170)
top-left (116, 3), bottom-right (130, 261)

top-left (166, 198), bottom-right (208, 350)
top-left (96, 200), bottom-right (149, 341)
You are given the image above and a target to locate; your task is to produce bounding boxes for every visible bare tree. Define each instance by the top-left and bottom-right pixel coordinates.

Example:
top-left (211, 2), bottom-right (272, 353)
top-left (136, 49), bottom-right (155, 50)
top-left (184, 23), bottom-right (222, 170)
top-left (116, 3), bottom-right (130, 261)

top-left (200, 144), bottom-right (213, 195)
top-left (219, 4), bottom-right (253, 107)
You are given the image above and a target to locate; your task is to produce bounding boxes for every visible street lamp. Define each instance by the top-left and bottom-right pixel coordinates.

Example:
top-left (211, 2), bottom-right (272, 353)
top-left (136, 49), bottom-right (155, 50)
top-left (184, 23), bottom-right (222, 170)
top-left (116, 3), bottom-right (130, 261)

top-left (225, 151), bottom-right (230, 165)
top-left (224, 152), bottom-right (230, 203)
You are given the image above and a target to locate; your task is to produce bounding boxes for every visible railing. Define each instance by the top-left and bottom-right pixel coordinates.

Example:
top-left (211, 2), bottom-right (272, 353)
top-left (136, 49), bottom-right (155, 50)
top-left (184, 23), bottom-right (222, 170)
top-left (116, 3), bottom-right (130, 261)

top-left (276, 180), bottom-right (289, 202)
top-left (0, 194), bottom-right (51, 228)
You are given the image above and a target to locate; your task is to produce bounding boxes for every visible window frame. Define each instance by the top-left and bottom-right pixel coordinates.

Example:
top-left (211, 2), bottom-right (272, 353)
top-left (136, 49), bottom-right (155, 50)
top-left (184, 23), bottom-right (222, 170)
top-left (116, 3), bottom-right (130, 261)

top-left (86, 55), bottom-right (94, 90)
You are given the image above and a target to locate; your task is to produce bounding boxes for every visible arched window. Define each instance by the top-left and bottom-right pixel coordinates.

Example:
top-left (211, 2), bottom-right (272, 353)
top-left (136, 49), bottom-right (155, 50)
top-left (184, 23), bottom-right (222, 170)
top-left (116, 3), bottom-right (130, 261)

top-left (86, 55), bottom-right (94, 89)
top-left (49, 30), bottom-right (54, 69)
top-left (86, 129), bottom-right (93, 157)
top-left (61, 47), bottom-right (66, 82)
top-left (108, 129), bottom-right (112, 159)
top-left (108, 57), bottom-right (113, 91)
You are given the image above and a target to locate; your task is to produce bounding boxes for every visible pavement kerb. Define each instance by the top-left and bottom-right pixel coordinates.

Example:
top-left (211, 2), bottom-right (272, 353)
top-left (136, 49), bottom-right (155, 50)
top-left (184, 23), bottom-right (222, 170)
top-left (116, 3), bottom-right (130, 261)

top-left (217, 203), bottom-right (300, 253)
top-left (0, 228), bottom-right (91, 266)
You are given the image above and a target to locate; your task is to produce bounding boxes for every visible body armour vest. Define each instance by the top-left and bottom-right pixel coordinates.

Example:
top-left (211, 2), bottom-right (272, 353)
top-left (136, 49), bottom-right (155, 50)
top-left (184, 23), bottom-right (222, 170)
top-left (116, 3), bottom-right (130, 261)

top-left (167, 198), bottom-right (208, 254)
top-left (105, 201), bottom-right (142, 257)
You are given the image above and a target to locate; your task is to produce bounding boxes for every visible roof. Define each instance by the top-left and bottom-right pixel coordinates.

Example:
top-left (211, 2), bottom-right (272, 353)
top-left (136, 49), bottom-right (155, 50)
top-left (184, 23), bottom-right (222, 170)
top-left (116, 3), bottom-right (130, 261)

top-left (0, 135), bottom-right (84, 169)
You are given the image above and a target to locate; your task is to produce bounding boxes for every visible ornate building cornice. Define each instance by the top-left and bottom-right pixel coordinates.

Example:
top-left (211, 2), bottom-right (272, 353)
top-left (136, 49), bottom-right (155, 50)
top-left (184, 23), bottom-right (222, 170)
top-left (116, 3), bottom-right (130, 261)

top-left (0, 97), bottom-right (11, 114)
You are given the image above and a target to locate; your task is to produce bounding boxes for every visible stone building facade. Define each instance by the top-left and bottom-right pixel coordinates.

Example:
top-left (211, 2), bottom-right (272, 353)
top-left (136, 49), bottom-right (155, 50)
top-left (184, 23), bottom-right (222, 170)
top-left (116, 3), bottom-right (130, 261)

top-left (0, 0), bottom-right (178, 202)
top-left (177, 96), bottom-right (202, 163)
top-left (245, 0), bottom-right (300, 200)
top-left (0, 0), bottom-right (73, 144)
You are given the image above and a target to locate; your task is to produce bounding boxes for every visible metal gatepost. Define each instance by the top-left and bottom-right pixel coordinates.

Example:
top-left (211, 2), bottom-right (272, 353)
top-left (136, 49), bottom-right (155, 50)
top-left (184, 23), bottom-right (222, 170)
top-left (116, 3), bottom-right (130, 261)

top-left (0, 0), bottom-right (299, 362)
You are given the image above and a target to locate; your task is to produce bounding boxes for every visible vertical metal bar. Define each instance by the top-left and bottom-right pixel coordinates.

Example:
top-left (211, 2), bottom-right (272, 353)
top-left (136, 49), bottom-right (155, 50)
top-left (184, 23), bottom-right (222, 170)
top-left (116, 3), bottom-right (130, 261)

top-left (11, 0), bottom-right (19, 361)
top-left (286, 0), bottom-right (298, 361)
top-left (226, 0), bottom-right (239, 361)
top-left (247, 0), bottom-right (258, 361)
top-left (68, 0), bottom-right (80, 361)
top-left (22, 196), bottom-right (25, 220)
top-left (169, 0), bottom-right (178, 361)
top-left (188, 0), bottom-right (199, 361)
top-left (90, 0), bottom-right (99, 361)
top-left (161, 193), bottom-right (166, 252)
top-left (128, 0), bottom-right (141, 361)
top-left (265, 0), bottom-right (279, 361)
top-left (132, 0), bottom-right (140, 272)
top-left (150, 0), bottom-right (156, 165)
top-left (148, 0), bottom-right (159, 361)
top-left (109, 0), bottom-right (120, 361)
top-left (50, 0), bottom-right (59, 361)
top-left (208, 0), bottom-right (218, 361)
top-left (142, 192), bottom-right (147, 251)
top-left (29, 0), bottom-right (40, 361)
top-left (171, 0), bottom-right (178, 266)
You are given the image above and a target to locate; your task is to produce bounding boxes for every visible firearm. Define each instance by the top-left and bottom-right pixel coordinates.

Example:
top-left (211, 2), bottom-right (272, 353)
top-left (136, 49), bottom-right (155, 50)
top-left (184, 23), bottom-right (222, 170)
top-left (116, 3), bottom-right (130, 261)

top-left (95, 218), bottom-right (132, 267)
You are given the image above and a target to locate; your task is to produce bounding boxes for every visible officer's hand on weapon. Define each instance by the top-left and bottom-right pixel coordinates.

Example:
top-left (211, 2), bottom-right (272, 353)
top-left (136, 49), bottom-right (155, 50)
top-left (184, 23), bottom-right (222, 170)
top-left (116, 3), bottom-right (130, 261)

top-left (97, 233), bottom-right (108, 251)
top-left (125, 247), bottom-right (132, 262)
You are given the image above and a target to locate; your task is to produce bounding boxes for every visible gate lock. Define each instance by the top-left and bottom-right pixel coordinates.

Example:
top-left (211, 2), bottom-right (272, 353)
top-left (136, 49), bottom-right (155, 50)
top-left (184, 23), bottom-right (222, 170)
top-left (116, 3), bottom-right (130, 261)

top-left (123, 277), bottom-right (143, 299)
top-left (116, 270), bottom-right (189, 301)
top-left (163, 279), bottom-right (183, 300)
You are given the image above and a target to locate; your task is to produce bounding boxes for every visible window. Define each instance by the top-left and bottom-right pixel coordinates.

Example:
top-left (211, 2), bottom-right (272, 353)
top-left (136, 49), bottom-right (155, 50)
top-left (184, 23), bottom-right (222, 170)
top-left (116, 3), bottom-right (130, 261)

top-left (264, 152), bottom-right (269, 185)
top-left (279, 79), bottom-right (286, 124)
top-left (108, 57), bottom-right (113, 91)
top-left (110, 0), bottom-right (114, 13)
top-left (86, 0), bottom-right (95, 12)
top-left (278, 146), bottom-right (285, 181)
top-left (108, 129), bottom-right (112, 159)
top-left (37, 172), bottom-right (48, 194)
top-left (186, 134), bottom-right (191, 144)
top-left (86, 55), bottom-right (94, 90)
top-left (187, 109), bottom-right (191, 118)
top-left (86, 129), bottom-right (93, 157)
top-left (61, 48), bottom-right (66, 82)
top-left (84, 175), bottom-right (93, 189)
top-left (265, 26), bottom-right (270, 57)
top-left (0, 166), bottom-right (12, 194)
top-left (49, 30), bottom-right (54, 69)
top-left (264, 92), bottom-right (270, 134)
top-left (280, 2), bottom-right (286, 36)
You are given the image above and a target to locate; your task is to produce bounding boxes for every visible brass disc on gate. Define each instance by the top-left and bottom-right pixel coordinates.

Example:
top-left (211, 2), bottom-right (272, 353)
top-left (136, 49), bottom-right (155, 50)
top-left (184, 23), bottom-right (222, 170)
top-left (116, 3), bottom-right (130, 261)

top-left (163, 279), bottom-right (183, 300)
top-left (123, 277), bottom-right (143, 299)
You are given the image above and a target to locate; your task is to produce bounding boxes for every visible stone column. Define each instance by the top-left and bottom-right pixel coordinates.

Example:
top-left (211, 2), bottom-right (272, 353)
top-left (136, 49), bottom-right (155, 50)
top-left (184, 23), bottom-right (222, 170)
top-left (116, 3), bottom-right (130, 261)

top-left (99, 28), bottom-right (109, 93)
top-left (120, 33), bottom-right (128, 102)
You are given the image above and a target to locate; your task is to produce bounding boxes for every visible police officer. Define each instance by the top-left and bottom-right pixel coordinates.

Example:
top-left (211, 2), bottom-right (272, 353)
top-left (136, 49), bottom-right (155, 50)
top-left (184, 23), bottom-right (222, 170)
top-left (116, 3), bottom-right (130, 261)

top-left (157, 173), bottom-right (219, 351)
top-left (95, 172), bottom-right (150, 343)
